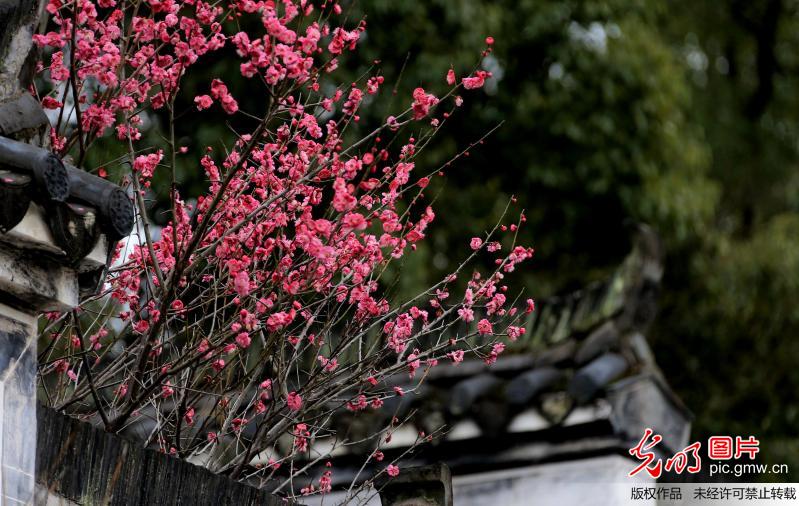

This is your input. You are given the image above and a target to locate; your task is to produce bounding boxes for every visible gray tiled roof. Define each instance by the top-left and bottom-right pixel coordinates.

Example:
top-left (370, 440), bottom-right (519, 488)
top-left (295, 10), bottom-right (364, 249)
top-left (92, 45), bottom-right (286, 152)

top-left (0, 134), bottom-right (133, 247)
top-left (0, 94), bottom-right (133, 299)
top-left (309, 226), bottom-right (691, 488)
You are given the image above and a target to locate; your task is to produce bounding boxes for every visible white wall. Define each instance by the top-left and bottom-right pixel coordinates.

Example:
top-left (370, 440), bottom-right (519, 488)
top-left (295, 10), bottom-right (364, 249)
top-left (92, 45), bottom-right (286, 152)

top-left (307, 455), bottom-right (655, 506)
top-left (452, 455), bottom-right (655, 506)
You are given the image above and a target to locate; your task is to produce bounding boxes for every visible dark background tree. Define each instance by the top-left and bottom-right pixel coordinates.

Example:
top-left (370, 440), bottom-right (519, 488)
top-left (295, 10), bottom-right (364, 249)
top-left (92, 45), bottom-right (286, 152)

top-left (343, 0), bottom-right (799, 478)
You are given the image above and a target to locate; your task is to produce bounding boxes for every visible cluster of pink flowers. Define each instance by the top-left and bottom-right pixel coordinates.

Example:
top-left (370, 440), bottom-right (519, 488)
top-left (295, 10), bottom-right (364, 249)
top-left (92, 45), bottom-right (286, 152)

top-left (411, 87), bottom-right (439, 120)
top-left (462, 70), bottom-right (491, 90)
top-left (209, 79), bottom-right (239, 114)
top-left (34, 0), bottom-right (227, 147)
top-left (286, 391), bottom-right (303, 411)
top-left (132, 151), bottom-right (163, 186)
top-left (35, 0), bottom-right (529, 494)
top-left (293, 423), bottom-right (310, 452)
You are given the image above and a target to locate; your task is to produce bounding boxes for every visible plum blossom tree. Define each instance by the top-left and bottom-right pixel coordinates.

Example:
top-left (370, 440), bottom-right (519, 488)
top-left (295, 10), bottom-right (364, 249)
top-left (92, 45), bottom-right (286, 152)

top-left (32, 0), bottom-right (533, 498)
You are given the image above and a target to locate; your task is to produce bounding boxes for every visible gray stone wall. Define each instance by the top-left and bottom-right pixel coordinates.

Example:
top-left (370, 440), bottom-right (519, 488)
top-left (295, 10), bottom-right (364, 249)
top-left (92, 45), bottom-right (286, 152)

top-left (36, 406), bottom-right (292, 506)
top-left (0, 305), bottom-right (36, 505)
top-left (0, 0), bottom-right (42, 102)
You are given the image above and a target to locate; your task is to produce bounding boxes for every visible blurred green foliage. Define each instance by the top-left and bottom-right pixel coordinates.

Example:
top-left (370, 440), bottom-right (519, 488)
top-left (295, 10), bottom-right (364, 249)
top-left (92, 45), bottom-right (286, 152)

top-left (343, 0), bottom-right (717, 295)
top-left (340, 0), bottom-right (799, 479)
